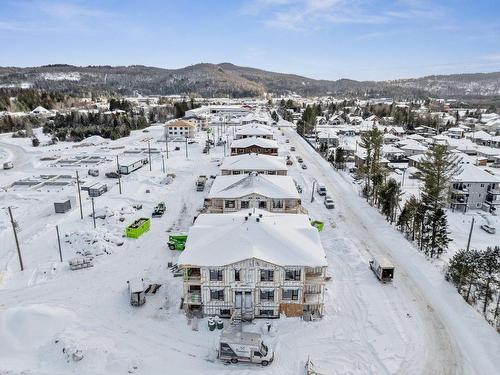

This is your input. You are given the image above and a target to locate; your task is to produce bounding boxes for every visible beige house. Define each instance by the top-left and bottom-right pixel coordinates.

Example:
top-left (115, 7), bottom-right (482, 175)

top-left (178, 209), bottom-right (328, 320)
top-left (206, 172), bottom-right (302, 213)
top-left (165, 119), bottom-right (196, 138)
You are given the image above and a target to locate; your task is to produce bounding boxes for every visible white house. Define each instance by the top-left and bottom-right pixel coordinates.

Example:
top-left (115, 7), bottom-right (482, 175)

top-left (220, 153), bottom-right (288, 176)
top-left (450, 164), bottom-right (500, 211)
top-left (206, 172), bottom-right (302, 213)
top-left (235, 123), bottom-right (274, 140)
top-left (178, 209), bottom-right (328, 319)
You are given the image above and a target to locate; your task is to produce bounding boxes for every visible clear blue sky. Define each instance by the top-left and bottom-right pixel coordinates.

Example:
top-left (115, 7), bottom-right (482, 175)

top-left (1, 0), bottom-right (500, 81)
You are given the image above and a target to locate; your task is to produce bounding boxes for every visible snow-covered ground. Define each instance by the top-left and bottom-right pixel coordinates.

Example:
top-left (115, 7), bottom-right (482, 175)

top-left (0, 124), bottom-right (498, 374)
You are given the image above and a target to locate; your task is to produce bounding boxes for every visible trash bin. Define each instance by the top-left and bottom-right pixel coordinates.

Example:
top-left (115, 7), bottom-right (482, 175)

top-left (208, 318), bottom-right (216, 331)
top-left (216, 319), bottom-right (224, 330)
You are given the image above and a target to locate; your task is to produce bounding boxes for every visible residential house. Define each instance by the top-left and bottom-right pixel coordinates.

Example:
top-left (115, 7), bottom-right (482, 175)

top-left (205, 172), bottom-right (302, 213)
top-left (219, 153), bottom-right (287, 176)
top-left (178, 209), bottom-right (328, 319)
top-left (165, 119), bottom-right (196, 139)
top-left (235, 124), bottom-right (274, 140)
top-left (230, 137), bottom-right (279, 156)
top-left (450, 164), bottom-right (500, 211)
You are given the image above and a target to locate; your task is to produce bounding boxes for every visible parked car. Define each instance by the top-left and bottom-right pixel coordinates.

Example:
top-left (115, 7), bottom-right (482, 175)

top-left (105, 171), bottom-right (120, 178)
top-left (316, 183), bottom-right (327, 195)
top-left (480, 224), bottom-right (496, 234)
top-left (297, 157), bottom-right (303, 163)
top-left (285, 139), bottom-right (290, 143)
top-left (88, 169), bottom-right (99, 177)
top-left (286, 159), bottom-right (293, 166)
top-left (324, 196), bottom-right (335, 209)
top-left (290, 146), bottom-right (296, 151)
top-left (301, 163), bottom-right (308, 169)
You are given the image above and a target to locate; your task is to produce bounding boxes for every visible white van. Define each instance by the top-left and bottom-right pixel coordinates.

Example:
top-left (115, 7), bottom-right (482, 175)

top-left (218, 330), bottom-right (274, 366)
top-left (316, 183), bottom-right (327, 196)
top-left (369, 257), bottom-right (395, 283)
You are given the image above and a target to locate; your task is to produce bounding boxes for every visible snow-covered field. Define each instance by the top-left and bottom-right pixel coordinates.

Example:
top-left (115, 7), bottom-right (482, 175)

top-left (0, 124), bottom-right (499, 374)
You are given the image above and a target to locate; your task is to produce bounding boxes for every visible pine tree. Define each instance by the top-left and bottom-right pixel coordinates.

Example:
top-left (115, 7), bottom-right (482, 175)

top-left (418, 144), bottom-right (459, 256)
top-left (379, 178), bottom-right (402, 223)
top-left (334, 147), bottom-right (346, 170)
top-left (479, 246), bottom-right (500, 315)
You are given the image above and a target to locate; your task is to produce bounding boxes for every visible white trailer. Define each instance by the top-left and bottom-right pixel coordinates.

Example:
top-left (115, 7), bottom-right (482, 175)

top-left (316, 183), bottom-right (326, 195)
top-left (119, 160), bottom-right (144, 175)
top-left (369, 257), bottom-right (395, 282)
top-left (218, 330), bottom-right (274, 366)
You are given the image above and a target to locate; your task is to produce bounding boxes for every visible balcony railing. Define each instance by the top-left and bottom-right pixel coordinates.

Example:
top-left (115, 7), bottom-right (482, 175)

top-left (185, 292), bottom-right (202, 304)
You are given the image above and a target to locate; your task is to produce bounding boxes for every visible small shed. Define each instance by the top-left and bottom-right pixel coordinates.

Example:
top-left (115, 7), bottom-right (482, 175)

top-left (54, 199), bottom-right (72, 213)
top-left (88, 183), bottom-right (108, 197)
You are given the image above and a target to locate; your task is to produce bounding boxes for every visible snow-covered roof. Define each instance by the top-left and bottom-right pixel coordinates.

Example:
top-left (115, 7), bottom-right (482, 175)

top-left (230, 136), bottom-right (279, 149)
top-left (208, 172), bottom-right (299, 199)
top-left (235, 123), bottom-right (273, 137)
top-left (219, 153), bottom-right (287, 172)
top-left (406, 134), bottom-right (425, 141)
top-left (399, 141), bottom-right (428, 151)
top-left (452, 164), bottom-right (500, 183)
top-left (30, 106), bottom-right (50, 114)
top-left (469, 130), bottom-right (492, 141)
top-left (178, 209), bottom-right (327, 267)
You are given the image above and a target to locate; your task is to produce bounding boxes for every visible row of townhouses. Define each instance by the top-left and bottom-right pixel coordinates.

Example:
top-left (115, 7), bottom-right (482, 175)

top-left (178, 122), bottom-right (328, 321)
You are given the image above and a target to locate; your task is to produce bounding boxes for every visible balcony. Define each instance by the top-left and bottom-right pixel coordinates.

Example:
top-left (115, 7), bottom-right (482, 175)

top-left (185, 292), bottom-right (202, 305)
top-left (184, 268), bottom-right (201, 282)
top-left (303, 292), bottom-right (323, 304)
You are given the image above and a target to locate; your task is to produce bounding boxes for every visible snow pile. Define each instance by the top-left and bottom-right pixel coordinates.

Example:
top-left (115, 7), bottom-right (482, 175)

top-left (79, 135), bottom-right (108, 147)
top-left (64, 228), bottom-right (124, 257)
top-left (147, 175), bottom-right (174, 186)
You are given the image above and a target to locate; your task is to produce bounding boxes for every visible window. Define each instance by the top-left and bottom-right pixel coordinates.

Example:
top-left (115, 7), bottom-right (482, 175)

top-left (225, 200), bottom-right (235, 209)
top-left (260, 309), bottom-right (274, 317)
top-left (282, 289), bottom-right (299, 300)
top-left (209, 269), bottom-right (223, 281)
top-left (259, 201), bottom-right (267, 209)
top-left (260, 269), bottom-right (274, 282)
top-left (210, 289), bottom-right (224, 301)
top-left (285, 269), bottom-right (301, 281)
top-left (240, 201), bottom-right (249, 209)
top-left (220, 309), bottom-right (231, 317)
top-left (272, 199), bottom-right (283, 209)
top-left (234, 269), bottom-right (240, 281)
top-left (260, 289), bottom-right (274, 301)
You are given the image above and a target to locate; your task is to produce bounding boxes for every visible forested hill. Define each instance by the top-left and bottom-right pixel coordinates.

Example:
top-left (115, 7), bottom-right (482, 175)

top-left (0, 63), bottom-right (499, 98)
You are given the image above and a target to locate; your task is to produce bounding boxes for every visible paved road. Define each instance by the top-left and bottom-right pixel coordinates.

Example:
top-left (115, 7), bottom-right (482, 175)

top-left (285, 128), bottom-right (500, 375)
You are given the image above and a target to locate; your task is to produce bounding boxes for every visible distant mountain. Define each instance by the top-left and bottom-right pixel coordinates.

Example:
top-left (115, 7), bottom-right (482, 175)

top-left (0, 63), bottom-right (499, 99)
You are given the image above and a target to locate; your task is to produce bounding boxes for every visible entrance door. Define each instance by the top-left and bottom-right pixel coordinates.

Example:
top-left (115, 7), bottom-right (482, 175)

top-left (235, 291), bottom-right (243, 308)
top-left (243, 291), bottom-right (253, 309)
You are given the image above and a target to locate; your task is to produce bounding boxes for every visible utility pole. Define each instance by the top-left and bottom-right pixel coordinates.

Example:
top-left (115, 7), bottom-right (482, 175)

top-left (148, 140), bottom-right (152, 171)
top-left (185, 136), bottom-right (189, 159)
top-left (466, 217), bottom-right (475, 251)
top-left (91, 198), bottom-right (96, 229)
top-left (56, 225), bottom-right (63, 262)
top-left (8, 207), bottom-right (24, 271)
top-left (161, 154), bottom-right (165, 173)
top-left (116, 155), bottom-right (122, 194)
top-left (311, 181), bottom-right (316, 203)
top-left (165, 129), bottom-right (169, 159)
top-left (75, 171), bottom-right (83, 220)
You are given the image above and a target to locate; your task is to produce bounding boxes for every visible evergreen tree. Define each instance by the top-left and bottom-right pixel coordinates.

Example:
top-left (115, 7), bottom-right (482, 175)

top-left (334, 147), bottom-right (346, 170)
top-left (417, 144), bottom-right (459, 256)
top-left (379, 178), bottom-right (402, 223)
top-left (479, 246), bottom-right (500, 314)
top-left (31, 137), bottom-right (40, 147)
top-left (271, 110), bottom-right (279, 123)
